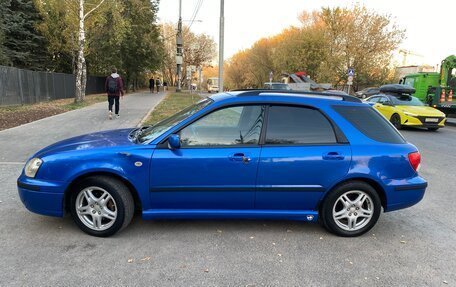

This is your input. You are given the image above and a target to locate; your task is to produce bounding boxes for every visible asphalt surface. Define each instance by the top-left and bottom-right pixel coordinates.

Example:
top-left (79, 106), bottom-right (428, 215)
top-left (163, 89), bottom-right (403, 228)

top-left (0, 98), bottom-right (455, 286)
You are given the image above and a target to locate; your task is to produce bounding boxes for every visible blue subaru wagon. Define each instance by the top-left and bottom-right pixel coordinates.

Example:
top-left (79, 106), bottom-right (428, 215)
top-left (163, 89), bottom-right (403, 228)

top-left (17, 90), bottom-right (427, 237)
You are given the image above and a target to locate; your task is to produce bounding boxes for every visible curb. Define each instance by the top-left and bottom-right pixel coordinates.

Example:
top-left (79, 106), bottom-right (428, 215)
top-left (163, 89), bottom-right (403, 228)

top-left (137, 91), bottom-right (168, 127)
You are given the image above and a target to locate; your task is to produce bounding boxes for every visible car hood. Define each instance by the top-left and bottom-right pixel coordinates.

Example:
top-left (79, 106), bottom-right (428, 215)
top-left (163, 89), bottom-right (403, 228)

top-left (35, 129), bottom-right (135, 158)
top-left (396, 106), bottom-right (445, 117)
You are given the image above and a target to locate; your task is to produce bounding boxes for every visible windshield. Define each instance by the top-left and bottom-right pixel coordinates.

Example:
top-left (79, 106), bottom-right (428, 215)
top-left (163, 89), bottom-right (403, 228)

top-left (208, 78), bottom-right (218, 86)
top-left (390, 95), bottom-right (424, 106)
top-left (137, 98), bottom-right (213, 144)
top-left (271, 83), bottom-right (290, 90)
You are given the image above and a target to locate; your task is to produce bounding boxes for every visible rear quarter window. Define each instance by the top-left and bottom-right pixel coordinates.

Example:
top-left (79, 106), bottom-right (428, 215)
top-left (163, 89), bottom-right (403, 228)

top-left (333, 105), bottom-right (406, 144)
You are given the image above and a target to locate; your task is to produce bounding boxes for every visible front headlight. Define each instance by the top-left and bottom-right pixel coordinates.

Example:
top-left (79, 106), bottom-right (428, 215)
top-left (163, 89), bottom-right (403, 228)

top-left (404, 112), bottom-right (418, 117)
top-left (24, 158), bottom-right (43, 178)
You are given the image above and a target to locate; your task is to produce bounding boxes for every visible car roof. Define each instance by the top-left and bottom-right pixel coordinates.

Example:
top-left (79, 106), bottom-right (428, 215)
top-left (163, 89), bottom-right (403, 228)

top-left (209, 90), bottom-right (362, 105)
top-left (264, 82), bottom-right (287, 84)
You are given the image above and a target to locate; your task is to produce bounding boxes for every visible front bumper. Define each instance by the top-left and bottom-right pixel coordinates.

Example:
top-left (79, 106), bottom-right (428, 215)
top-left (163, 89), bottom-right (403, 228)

top-left (17, 175), bottom-right (67, 217)
top-left (402, 115), bottom-right (446, 128)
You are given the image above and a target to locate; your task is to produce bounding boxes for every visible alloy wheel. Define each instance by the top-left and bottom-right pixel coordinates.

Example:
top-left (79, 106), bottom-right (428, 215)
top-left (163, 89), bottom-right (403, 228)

top-left (332, 190), bottom-right (374, 232)
top-left (75, 186), bottom-right (118, 231)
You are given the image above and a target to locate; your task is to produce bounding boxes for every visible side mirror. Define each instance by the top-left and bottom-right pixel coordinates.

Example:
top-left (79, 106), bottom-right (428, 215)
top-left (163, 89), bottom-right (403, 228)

top-left (168, 134), bottom-right (181, 149)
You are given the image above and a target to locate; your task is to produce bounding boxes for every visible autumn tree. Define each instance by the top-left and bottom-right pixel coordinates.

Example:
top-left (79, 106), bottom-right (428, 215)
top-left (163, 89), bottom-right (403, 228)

top-left (225, 5), bottom-right (404, 90)
top-left (161, 22), bottom-right (216, 87)
top-left (317, 5), bottom-right (405, 89)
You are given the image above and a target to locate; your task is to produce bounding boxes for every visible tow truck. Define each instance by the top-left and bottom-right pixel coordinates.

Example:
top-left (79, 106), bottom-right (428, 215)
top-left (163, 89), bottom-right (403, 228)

top-left (399, 55), bottom-right (456, 115)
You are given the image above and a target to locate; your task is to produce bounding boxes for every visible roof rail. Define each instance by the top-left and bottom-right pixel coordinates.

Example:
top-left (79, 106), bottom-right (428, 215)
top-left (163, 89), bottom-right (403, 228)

top-left (230, 89), bottom-right (362, 103)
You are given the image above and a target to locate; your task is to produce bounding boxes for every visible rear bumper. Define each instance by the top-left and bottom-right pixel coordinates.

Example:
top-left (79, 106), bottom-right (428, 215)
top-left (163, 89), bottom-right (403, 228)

top-left (17, 176), bottom-right (66, 217)
top-left (383, 176), bottom-right (427, 212)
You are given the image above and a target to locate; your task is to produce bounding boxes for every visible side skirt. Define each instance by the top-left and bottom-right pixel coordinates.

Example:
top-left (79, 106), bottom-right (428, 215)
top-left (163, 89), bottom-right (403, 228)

top-left (142, 209), bottom-right (319, 222)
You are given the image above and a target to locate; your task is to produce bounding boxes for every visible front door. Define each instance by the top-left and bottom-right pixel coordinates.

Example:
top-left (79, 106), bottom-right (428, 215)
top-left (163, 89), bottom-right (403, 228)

top-left (150, 105), bottom-right (265, 210)
top-left (256, 105), bottom-right (351, 210)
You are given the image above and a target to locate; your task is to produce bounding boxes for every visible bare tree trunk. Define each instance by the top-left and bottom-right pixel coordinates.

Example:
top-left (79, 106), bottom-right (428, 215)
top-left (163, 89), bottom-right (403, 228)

top-left (75, 0), bottom-right (85, 103)
top-left (82, 60), bottom-right (87, 96)
top-left (74, 0), bottom-right (105, 103)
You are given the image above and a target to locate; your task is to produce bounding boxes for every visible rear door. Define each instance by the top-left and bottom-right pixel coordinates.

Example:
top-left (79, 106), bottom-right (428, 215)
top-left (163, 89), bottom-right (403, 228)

top-left (256, 105), bottom-right (351, 210)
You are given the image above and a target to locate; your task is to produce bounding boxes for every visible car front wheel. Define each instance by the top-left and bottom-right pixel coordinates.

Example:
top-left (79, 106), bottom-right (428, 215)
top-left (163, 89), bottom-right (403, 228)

top-left (390, 114), bottom-right (402, 130)
top-left (70, 176), bottom-right (134, 237)
top-left (321, 181), bottom-right (381, 237)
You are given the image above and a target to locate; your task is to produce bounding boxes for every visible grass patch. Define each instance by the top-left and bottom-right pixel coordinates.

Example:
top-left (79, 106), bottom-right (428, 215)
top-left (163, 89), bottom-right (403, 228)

top-left (0, 93), bottom-right (107, 131)
top-left (144, 92), bottom-right (203, 126)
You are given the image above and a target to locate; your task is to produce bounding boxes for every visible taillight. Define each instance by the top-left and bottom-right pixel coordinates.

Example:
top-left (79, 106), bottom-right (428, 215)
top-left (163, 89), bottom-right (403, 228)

top-left (408, 151), bottom-right (421, 172)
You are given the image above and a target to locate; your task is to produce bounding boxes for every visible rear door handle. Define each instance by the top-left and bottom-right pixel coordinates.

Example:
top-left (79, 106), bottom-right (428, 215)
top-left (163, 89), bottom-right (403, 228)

top-left (229, 153), bottom-right (251, 163)
top-left (322, 152), bottom-right (345, 160)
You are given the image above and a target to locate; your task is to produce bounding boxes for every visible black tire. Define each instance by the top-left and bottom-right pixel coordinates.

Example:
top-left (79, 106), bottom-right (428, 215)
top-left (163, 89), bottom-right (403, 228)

top-left (321, 181), bottom-right (381, 237)
top-left (428, 127), bottom-right (439, 131)
top-left (70, 176), bottom-right (134, 237)
top-left (390, 114), bottom-right (402, 130)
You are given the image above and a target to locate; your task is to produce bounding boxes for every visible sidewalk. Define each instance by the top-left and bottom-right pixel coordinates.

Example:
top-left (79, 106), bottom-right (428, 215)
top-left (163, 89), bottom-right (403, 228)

top-left (0, 91), bottom-right (165, 162)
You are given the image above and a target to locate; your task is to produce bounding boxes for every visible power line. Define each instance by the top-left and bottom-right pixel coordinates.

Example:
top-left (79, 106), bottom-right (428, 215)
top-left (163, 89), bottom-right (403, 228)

top-left (187, 0), bottom-right (203, 31)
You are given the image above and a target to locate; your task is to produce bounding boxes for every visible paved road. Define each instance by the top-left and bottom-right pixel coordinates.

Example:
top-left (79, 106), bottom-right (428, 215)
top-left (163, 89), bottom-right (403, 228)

top-left (1, 101), bottom-right (455, 285)
top-left (0, 91), bottom-right (165, 162)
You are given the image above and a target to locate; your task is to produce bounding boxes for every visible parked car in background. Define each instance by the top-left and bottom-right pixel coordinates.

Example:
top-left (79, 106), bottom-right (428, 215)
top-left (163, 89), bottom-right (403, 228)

top-left (207, 77), bottom-right (219, 93)
top-left (355, 87), bottom-right (380, 99)
top-left (365, 84), bottom-right (446, 131)
top-left (263, 82), bottom-right (291, 90)
top-left (18, 90), bottom-right (427, 237)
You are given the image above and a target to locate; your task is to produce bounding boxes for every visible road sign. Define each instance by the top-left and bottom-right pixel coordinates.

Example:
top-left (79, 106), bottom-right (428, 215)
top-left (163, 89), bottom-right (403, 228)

top-left (176, 55), bottom-right (183, 65)
top-left (347, 68), bottom-right (355, 77)
top-left (348, 76), bottom-right (353, 82)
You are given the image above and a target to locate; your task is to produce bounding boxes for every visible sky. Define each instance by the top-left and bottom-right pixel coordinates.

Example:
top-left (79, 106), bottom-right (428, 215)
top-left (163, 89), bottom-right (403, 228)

top-left (157, 0), bottom-right (455, 68)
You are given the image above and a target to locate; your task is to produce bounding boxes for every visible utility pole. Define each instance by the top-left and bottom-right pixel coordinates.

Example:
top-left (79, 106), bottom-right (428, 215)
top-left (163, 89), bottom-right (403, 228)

top-left (176, 0), bottom-right (183, 92)
top-left (218, 0), bottom-right (224, 92)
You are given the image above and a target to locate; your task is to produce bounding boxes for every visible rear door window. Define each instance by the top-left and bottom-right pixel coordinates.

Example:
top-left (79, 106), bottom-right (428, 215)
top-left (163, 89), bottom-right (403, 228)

top-left (265, 106), bottom-right (337, 144)
top-left (333, 105), bottom-right (405, 144)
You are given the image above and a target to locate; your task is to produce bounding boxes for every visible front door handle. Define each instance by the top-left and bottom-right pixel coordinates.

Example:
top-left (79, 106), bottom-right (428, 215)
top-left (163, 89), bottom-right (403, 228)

top-left (322, 152), bottom-right (345, 160)
top-left (229, 153), bottom-right (251, 163)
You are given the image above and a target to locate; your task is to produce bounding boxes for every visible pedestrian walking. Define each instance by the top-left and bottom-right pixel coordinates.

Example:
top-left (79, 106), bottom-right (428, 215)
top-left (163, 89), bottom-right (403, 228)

top-left (105, 67), bottom-right (124, 120)
top-left (149, 77), bottom-right (155, 93)
top-left (163, 81), bottom-right (168, 92)
top-left (156, 77), bottom-right (161, 93)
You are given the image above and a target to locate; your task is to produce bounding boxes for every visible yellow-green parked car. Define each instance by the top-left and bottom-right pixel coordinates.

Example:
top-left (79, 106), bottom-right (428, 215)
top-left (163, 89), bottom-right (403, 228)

top-left (365, 85), bottom-right (446, 131)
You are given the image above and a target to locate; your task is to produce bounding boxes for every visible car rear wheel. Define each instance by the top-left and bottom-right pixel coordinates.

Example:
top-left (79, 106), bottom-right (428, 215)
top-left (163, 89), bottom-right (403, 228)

top-left (390, 114), bottom-right (402, 130)
top-left (70, 176), bottom-right (134, 237)
top-left (321, 181), bottom-right (381, 237)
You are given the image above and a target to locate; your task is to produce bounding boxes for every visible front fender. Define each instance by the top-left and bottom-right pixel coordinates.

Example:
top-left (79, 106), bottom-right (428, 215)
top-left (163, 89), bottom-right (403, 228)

top-left (36, 147), bottom-right (154, 209)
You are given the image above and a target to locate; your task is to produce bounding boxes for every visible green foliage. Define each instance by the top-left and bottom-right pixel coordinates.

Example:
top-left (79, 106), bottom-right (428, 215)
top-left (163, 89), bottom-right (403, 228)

top-left (34, 0), bottom-right (76, 73)
top-left (118, 0), bottom-right (163, 90)
top-left (0, 0), bottom-right (49, 69)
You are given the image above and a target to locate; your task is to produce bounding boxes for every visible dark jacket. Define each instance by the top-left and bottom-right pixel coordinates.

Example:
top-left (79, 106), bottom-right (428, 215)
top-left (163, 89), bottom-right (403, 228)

top-left (105, 73), bottom-right (124, 96)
